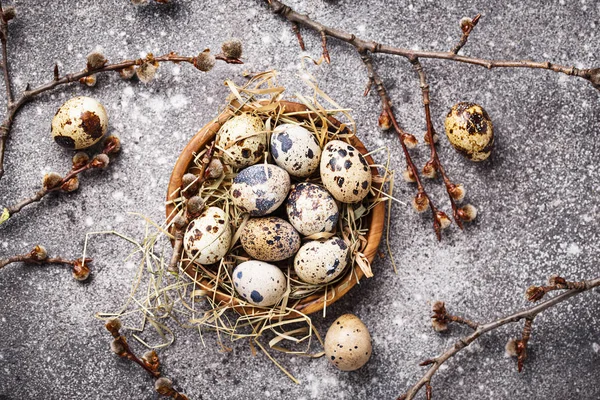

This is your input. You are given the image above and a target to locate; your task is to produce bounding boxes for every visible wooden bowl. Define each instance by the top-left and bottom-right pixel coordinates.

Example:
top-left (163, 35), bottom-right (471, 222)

top-left (166, 101), bottom-right (385, 318)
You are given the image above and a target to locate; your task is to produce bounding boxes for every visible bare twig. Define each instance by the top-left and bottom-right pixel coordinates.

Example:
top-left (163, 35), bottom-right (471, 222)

top-left (451, 14), bottom-right (481, 54)
top-left (399, 276), bottom-right (600, 400)
top-left (0, 245), bottom-right (92, 281)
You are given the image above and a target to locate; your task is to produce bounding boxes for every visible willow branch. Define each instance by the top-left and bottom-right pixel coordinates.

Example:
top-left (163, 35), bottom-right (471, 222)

top-left (265, 0), bottom-right (599, 88)
top-left (0, 245), bottom-right (92, 280)
top-left (1, 137), bottom-right (120, 225)
top-left (0, 48), bottom-right (242, 180)
top-left (399, 276), bottom-right (600, 400)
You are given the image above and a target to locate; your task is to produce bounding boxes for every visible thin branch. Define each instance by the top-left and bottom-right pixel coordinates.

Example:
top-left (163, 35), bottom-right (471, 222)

top-left (410, 58), bottom-right (464, 229)
top-left (0, 48), bottom-right (242, 180)
top-left (359, 51), bottom-right (442, 239)
top-left (399, 276), bottom-right (600, 400)
top-left (265, 0), bottom-right (598, 87)
top-left (451, 14), bottom-right (481, 54)
top-left (0, 245), bottom-right (92, 280)
top-left (1, 137), bottom-right (120, 225)
top-left (291, 22), bottom-right (306, 51)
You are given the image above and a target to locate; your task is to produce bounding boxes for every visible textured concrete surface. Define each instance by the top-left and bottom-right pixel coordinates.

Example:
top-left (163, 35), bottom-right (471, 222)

top-left (0, 1), bottom-right (599, 399)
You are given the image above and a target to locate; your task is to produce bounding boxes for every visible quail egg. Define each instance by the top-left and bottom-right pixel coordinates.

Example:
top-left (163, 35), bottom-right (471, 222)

top-left (184, 207), bottom-right (232, 264)
top-left (444, 102), bottom-right (494, 161)
top-left (241, 217), bottom-right (301, 261)
top-left (51, 96), bottom-right (108, 149)
top-left (294, 237), bottom-right (349, 284)
top-left (320, 140), bottom-right (372, 203)
top-left (231, 164), bottom-right (290, 216)
top-left (217, 113), bottom-right (267, 168)
top-left (270, 124), bottom-right (321, 177)
top-left (232, 260), bottom-right (287, 307)
top-left (286, 182), bottom-right (338, 236)
top-left (325, 314), bottom-right (372, 371)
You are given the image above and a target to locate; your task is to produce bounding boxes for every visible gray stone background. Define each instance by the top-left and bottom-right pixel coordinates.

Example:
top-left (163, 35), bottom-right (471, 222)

top-left (0, 0), bottom-right (598, 399)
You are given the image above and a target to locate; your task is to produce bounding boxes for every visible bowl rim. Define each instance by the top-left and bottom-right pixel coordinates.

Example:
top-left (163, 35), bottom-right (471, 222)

top-left (166, 100), bottom-right (385, 318)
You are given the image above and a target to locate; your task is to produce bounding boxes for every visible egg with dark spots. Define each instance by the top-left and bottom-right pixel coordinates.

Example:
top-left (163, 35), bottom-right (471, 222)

top-left (270, 124), bottom-right (322, 177)
top-left (320, 140), bottom-right (372, 203)
top-left (324, 314), bottom-right (372, 371)
top-left (286, 183), bottom-right (338, 236)
top-left (230, 164), bottom-right (290, 216)
top-left (241, 217), bottom-right (300, 261)
top-left (294, 237), bottom-right (349, 284)
top-left (183, 207), bottom-right (232, 264)
top-left (444, 102), bottom-right (494, 161)
top-left (51, 96), bottom-right (108, 149)
top-left (217, 113), bottom-right (267, 168)
top-left (232, 260), bottom-right (287, 307)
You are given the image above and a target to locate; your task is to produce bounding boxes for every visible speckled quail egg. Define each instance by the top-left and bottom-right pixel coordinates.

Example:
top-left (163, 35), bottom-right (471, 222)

top-left (294, 237), bottom-right (349, 284)
top-left (241, 217), bottom-right (301, 261)
top-left (232, 260), bottom-right (287, 307)
top-left (231, 164), bottom-right (290, 216)
top-left (217, 113), bottom-right (267, 168)
top-left (270, 124), bottom-right (321, 178)
top-left (286, 183), bottom-right (338, 236)
top-left (320, 140), bottom-right (372, 203)
top-left (444, 102), bottom-right (494, 162)
top-left (325, 314), bottom-right (372, 371)
top-left (51, 96), bottom-right (108, 149)
top-left (184, 207), bottom-right (232, 264)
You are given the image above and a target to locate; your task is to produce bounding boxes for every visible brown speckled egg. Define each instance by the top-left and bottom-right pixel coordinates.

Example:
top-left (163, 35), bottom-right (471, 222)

top-left (184, 207), bottom-right (232, 264)
top-left (444, 102), bottom-right (494, 161)
top-left (325, 314), bottom-right (372, 371)
top-left (232, 260), bottom-right (287, 307)
top-left (230, 164), bottom-right (290, 216)
top-left (51, 96), bottom-right (108, 149)
top-left (320, 140), bottom-right (372, 203)
top-left (270, 124), bottom-right (321, 177)
top-left (241, 217), bottom-right (300, 261)
top-left (286, 182), bottom-right (339, 236)
top-left (217, 113), bottom-right (267, 168)
top-left (294, 237), bottom-right (349, 284)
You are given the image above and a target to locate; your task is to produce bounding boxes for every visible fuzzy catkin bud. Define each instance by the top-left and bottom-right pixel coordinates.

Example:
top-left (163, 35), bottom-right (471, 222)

top-left (448, 184), bottom-right (466, 202)
top-left (378, 110), bottom-right (392, 130)
top-left (187, 196), bottom-right (205, 217)
top-left (30, 245), bottom-right (48, 261)
top-left (460, 17), bottom-right (473, 33)
top-left (42, 172), bottom-right (63, 190)
top-left (103, 135), bottom-right (121, 155)
top-left (207, 158), bottom-right (224, 178)
top-left (119, 65), bottom-right (136, 80)
top-left (72, 152), bottom-right (90, 169)
top-left (221, 39), bottom-right (243, 59)
top-left (422, 160), bottom-right (436, 179)
top-left (457, 204), bottom-right (477, 222)
top-left (2, 6), bottom-right (16, 22)
top-left (194, 50), bottom-right (215, 72)
top-left (411, 192), bottom-right (429, 213)
top-left (402, 168), bottom-right (416, 183)
top-left (182, 173), bottom-right (199, 192)
top-left (402, 133), bottom-right (418, 149)
top-left (435, 211), bottom-right (451, 230)
top-left (142, 350), bottom-right (159, 370)
top-left (155, 377), bottom-right (173, 394)
top-left (79, 75), bottom-right (97, 87)
top-left (172, 215), bottom-right (187, 230)
top-left (72, 259), bottom-right (90, 281)
top-left (61, 177), bottom-right (80, 193)
top-left (432, 319), bottom-right (448, 332)
top-left (87, 52), bottom-right (107, 70)
top-left (110, 338), bottom-right (127, 356)
top-left (136, 62), bottom-right (157, 83)
top-left (505, 339), bottom-right (519, 357)
top-left (91, 154), bottom-right (110, 169)
top-left (105, 318), bottom-right (122, 334)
